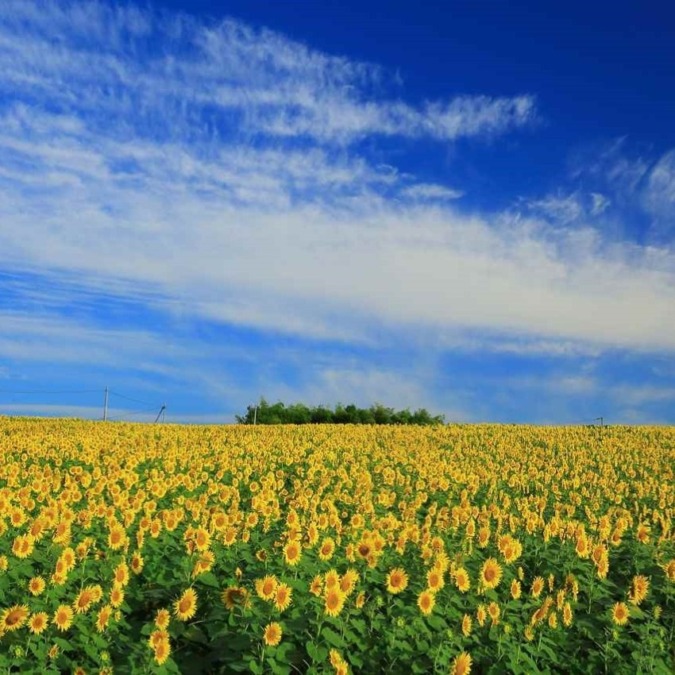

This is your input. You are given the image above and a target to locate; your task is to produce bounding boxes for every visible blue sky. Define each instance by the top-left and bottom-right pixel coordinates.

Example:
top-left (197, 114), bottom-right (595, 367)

top-left (1, 0), bottom-right (674, 424)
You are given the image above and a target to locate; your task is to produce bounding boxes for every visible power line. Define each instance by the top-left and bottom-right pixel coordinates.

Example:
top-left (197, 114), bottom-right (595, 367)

top-left (108, 390), bottom-right (156, 407)
top-left (0, 386), bottom-right (167, 424)
top-left (107, 406), bottom-right (161, 422)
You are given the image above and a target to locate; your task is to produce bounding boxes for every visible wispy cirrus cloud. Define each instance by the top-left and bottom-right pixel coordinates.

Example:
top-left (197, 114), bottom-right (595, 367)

top-left (0, 0), bottom-right (535, 145)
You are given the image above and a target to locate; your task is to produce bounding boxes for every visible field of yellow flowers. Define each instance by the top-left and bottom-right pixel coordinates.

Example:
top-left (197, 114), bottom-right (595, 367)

top-left (0, 418), bottom-right (673, 674)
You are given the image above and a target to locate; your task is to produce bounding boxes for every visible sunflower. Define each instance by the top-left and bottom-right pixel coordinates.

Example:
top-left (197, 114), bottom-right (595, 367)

top-left (107, 524), bottom-right (127, 551)
top-left (61, 547), bottom-right (76, 571)
top-left (274, 583), bottom-right (293, 612)
top-left (283, 540), bottom-right (302, 566)
top-left (461, 614), bottom-right (472, 637)
top-left (417, 590), bottom-right (435, 616)
top-left (502, 539), bottom-right (522, 564)
top-left (324, 569), bottom-right (340, 590)
top-left (28, 612), bottom-right (48, 635)
top-left (53, 604), bottom-right (74, 631)
top-left (510, 579), bottom-right (521, 600)
top-left (454, 567), bottom-right (470, 593)
top-left (324, 587), bottom-right (346, 618)
top-left (451, 652), bottom-right (472, 675)
top-left (596, 557), bottom-right (609, 580)
top-left (480, 558), bottom-right (502, 590)
top-left (150, 519), bottom-right (162, 539)
top-left (357, 540), bottom-right (372, 559)
top-left (90, 585), bottom-right (103, 603)
top-left (263, 622), bottom-right (283, 647)
top-left (636, 523), bottom-right (650, 544)
top-left (330, 649), bottom-right (349, 675)
top-left (340, 569), bottom-right (359, 595)
top-left (562, 602), bottom-right (573, 627)
top-left (330, 648), bottom-right (345, 669)
top-left (256, 575), bottom-right (278, 601)
top-left (73, 588), bottom-right (95, 614)
top-left (193, 528), bottom-right (211, 552)
top-left (476, 604), bottom-right (486, 627)
top-left (28, 576), bottom-right (46, 596)
top-left (575, 534), bottom-right (590, 559)
top-left (174, 588), bottom-right (198, 621)
top-left (153, 638), bottom-right (171, 665)
top-left (192, 551), bottom-right (215, 578)
top-left (131, 552), bottom-right (144, 575)
top-left (531, 597), bottom-right (554, 626)
top-left (319, 538), bottom-right (336, 561)
top-left (629, 575), bottom-right (649, 606)
top-left (487, 602), bottom-right (500, 625)
top-left (223, 528), bottom-right (237, 546)
top-left (114, 562), bottom-right (129, 587)
top-left (110, 586), bottom-right (125, 609)
top-left (149, 629), bottom-right (169, 648)
top-left (531, 576), bottom-right (545, 598)
top-left (609, 528), bottom-right (623, 547)
top-left (386, 568), bottom-right (408, 594)
top-left (222, 586), bottom-right (248, 610)
top-left (664, 560), bottom-right (675, 582)
top-left (427, 568), bottom-right (445, 592)
top-left (612, 602), bottom-right (629, 626)
top-left (155, 608), bottom-right (171, 630)
top-left (591, 544), bottom-right (607, 566)
top-left (11, 534), bottom-right (35, 559)
top-left (1, 605), bottom-right (29, 632)
top-left (310, 575), bottom-right (324, 597)
top-left (465, 519), bottom-right (476, 538)
top-left (96, 605), bottom-right (112, 632)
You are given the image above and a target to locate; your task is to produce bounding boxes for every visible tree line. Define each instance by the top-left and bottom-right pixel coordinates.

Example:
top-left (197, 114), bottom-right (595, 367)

top-left (236, 399), bottom-right (445, 425)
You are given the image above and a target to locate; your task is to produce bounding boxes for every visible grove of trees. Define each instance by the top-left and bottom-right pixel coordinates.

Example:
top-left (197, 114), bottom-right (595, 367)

top-left (236, 398), bottom-right (445, 425)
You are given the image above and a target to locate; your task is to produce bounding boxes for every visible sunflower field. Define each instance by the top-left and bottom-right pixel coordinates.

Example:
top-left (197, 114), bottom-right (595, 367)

top-left (0, 418), bottom-right (673, 674)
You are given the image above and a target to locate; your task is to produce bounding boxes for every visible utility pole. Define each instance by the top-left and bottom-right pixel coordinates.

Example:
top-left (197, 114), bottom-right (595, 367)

top-left (154, 404), bottom-right (166, 424)
top-left (596, 416), bottom-right (604, 427)
top-left (103, 386), bottom-right (109, 421)
top-left (253, 404), bottom-right (258, 425)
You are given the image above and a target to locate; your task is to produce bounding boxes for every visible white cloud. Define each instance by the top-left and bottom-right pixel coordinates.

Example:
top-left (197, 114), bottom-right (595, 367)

top-left (610, 384), bottom-right (675, 407)
top-left (574, 138), bottom-right (651, 195)
top-left (525, 191), bottom-right (610, 224)
top-left (643, 150), bottom-right (675, 238)
top-left (1, 107), bottom-right (675, 353)
top-left (0, 0), bottom-right (674, 367)
top-left (249, 362), bottom-right (469, 421)
top-left (555, 376), bottom-right (598, 395)
top-left (0, 310), bottom-right (187, 367)
top-left (590, 192), bottom-right (610, 216)
top-left (401, 183), bottom-right (464, 200)
top-left (0, 1), bottom-right (535, 145)
top-left (526, 193), bottom-right (585, 224)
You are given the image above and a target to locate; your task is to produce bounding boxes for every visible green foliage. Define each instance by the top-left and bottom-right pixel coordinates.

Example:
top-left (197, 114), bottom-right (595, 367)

top-left (236, 398), bottom-right (445, 425)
